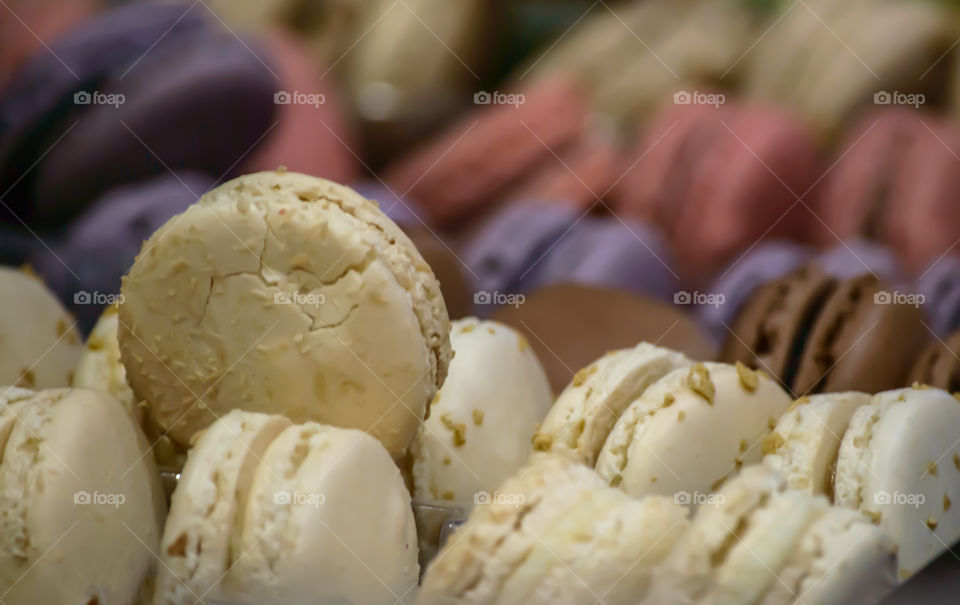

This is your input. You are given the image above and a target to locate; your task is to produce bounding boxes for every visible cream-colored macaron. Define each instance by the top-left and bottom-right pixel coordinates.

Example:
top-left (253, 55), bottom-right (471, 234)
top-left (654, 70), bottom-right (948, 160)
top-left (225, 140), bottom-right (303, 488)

top-left (0, 266), bottom-right (81, 389)
top-left (230, 422), bottom-right (419, 604)
top-left (0, 387), bottom-right (165, 603)
top-left (119, 170), bottom-right (451, 457)
top-left (533, 342), bottom-right (693, 466)
top-left (649, 465), bottom-right (896, 605)
top-left (73, 304), bottom-right (138, 419)
top-left (595, 362), bottom-right (792, 499)
top-left (411, 318), bottom-right (552, 504)
top-left (834, 386), bottom-right (960, 579)
top-left (158, 413), bottom-right (418, 605)
top-left (154, 410), bottom-right (292, 604)
top-left (418, 453), bottom-right (688, 605)
top-left (762, 391), bottom-right (871, 495)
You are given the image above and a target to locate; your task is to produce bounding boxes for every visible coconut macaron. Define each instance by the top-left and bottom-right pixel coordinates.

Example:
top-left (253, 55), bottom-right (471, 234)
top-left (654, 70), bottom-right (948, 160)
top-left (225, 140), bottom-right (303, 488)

top-left (157, 410), bottom-right (419, 604)
top-left (119, 170), bottom-right (451, 457)
top-left (411, 318), bottom-right (552, 504)
top-left (73, 304), bottom-right (138, 419)
top-left (0, 266), bottom-right (82, 389)
top-left (595, 362), bottom-right (793, 499)
top-left (834, 386), bottom-right (960, 579)
top-left (533, 342), bottom-right (693, 466)
top-left (0, 387), bottom-right (165, 604)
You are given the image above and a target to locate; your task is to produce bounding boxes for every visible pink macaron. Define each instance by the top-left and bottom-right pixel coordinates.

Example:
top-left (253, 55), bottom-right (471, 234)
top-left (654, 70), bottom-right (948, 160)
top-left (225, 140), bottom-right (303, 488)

top-left (382, 76), bottom-right (589, 226)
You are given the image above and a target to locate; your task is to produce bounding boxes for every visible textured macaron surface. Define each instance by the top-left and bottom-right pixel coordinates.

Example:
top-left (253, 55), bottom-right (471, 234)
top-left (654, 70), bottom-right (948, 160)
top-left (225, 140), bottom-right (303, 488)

top-left (0, 387), bottom-right (165, 604)
top-left (0, 267), bottom-right (82, 390)
top-left (411, 318), bottom-right (553, 504)
top-left (73, 304), bottom-right (138, 419)
top-left (119, 171), bottom-right (451, 457)
top-left (595, 362), bottom-right (792, 499)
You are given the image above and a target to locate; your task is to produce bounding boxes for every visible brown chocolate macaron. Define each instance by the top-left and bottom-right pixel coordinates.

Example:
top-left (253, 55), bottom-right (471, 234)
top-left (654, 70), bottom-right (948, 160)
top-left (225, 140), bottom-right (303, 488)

top-left (909, 330), bottom-right (960, 393)
top-left (722, 266), bottom-right (927, 395)
top-left (491, 283), bottom-right (715, 393)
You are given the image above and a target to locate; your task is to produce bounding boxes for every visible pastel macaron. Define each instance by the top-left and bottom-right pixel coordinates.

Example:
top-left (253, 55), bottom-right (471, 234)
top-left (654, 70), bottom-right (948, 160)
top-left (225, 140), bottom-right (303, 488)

top-left (533, 342), bottom-right (693, 467)
top-left (119, 171), bottom-right (451, 457)
top-left (0, 266), bottom-right (82, 390)
top-left (411, 318), bottom-right (552, 505)
top-left (595, 362), bottom-right (793, 498)
top-left (156, 410), bottom-right (418, 604)
top-left (417, 453), bottom-right (689, 605)
top-left (0, 387), bottom-right (166, 604)
top-left (834, 387), bottom-right (960, 579)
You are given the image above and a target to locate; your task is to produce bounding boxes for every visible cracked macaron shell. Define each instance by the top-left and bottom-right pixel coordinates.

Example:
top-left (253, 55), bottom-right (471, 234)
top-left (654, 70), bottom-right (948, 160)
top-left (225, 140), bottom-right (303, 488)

top-left (533, 343), bottom-right (693, 467)
top-left (0, 266), bottom-right (82, 390)
top-left (154, 410), bottom-right (292, 605)
top-left (0, 387), bottom-right (165, 604)
top-left (762, 391), bottom-right (871, 495)
top-left (411, 318), bottom-right (553, 504)
top-left (73, 304), bottom-right (139, 420)
top-left (595, 362), bottom-right (792, 499)
top-left (119, 170), bottom-right (451, 457)
top-left (833, 387), bottom-right (960, 578)
top-left (230, 422), bottom-right (418, 604)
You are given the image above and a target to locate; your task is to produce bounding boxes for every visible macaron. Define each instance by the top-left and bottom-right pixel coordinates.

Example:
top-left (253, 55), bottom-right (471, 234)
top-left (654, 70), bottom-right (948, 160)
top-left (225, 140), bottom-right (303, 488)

top-left (72, 304), bottom-right (137, 418)
top-left (417, 453), bottom-right (689, 605)
top-left (817, 109), bottom-right (960, 275)
top-left (909, 330), bottom-right (960, 392)
top-left (0, 387), bottom-right (166, 603)
top-left (411, 318), bottom-right (553, 505)
top-left (595, 362), bottom-right (793, 498)
top-left (119, 171), bottom-right (451, 457)
top-left (156, 411), bottom-right (418, 604)
top-left (382, 76), bottom-right (589, 226)
top-left (0, 266), bottom-right (82, 389)
top-left (722, 266), bottom-right (927, 396)
top-left (524, 216), bottom-right (678, 302)
top-left (491, 283), bottom-right (715, 393)
top-left (402, 227), bottom-right (473, 320)
top-left (533, 342), bottom-right (693, 467)
top-left (650, 464), bottom-right (897, 605)
top-left (834, 386), bottom-right (960, 579)
top-left (615, 102), bottom-right (821, 281)
top-left (762, 391), bottom-right (872, 495)
top-left (462, 200), bottom-right (580, 297)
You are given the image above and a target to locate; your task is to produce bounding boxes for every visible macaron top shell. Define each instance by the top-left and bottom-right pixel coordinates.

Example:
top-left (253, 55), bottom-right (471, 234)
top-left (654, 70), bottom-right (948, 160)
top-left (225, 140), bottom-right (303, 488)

top-left (411, 318), bottom-right (553, 504)
top-left (595, 362), bottom-right (793, 499)
top-left (119, 170), bottom-right (451, 456)
top-left (533, 342), bottom-right (693, 466)
top-left (0, 387), bottom-right (165, 604)
top-left (73, 304), bottom-right (138, 420)
top-left (834, 387), bottom-right (960, 578)
top-left (0, 266), bottom-right (82, 390)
